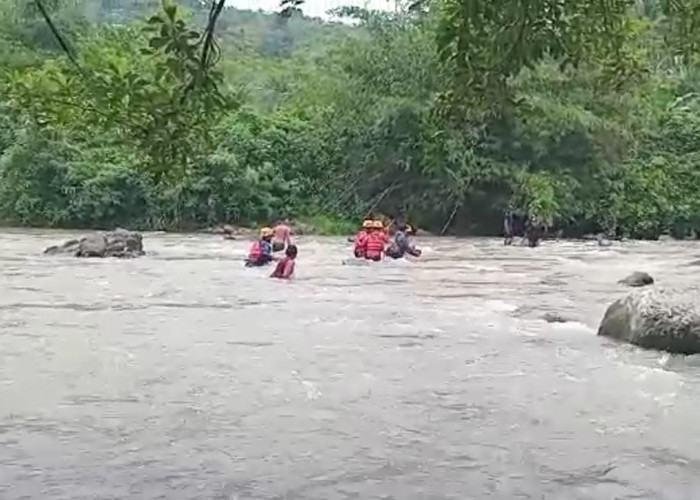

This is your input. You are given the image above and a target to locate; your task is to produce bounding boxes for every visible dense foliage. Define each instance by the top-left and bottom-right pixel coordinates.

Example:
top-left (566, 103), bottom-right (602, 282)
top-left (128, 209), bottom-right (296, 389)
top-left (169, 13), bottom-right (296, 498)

top-left (1, 0), bottom-right (700, 237)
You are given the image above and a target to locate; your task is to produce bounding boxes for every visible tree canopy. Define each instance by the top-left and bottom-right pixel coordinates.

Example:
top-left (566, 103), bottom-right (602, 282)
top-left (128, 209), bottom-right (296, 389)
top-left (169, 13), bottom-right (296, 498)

top-left (0, 0), bottom-right (699, 237)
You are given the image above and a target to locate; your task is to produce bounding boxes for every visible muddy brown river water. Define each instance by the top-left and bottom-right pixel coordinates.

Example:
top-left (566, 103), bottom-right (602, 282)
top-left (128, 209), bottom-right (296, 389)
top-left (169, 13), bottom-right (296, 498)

top-left (1, 230), bottom-right (700, 499)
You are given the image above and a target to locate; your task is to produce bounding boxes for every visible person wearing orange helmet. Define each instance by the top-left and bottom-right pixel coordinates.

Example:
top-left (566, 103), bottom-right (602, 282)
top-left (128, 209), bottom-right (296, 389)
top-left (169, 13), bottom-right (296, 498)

top-left (353, 219), bottom-right (373, 258)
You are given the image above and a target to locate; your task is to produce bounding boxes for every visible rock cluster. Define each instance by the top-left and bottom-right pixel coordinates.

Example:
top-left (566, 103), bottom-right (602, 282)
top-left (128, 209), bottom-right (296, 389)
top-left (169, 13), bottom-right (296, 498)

top-left (44, 228), bottom-right (144, 258)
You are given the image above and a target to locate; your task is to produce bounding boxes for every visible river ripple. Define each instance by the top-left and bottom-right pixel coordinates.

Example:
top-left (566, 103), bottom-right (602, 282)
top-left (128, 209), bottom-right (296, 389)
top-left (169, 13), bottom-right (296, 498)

top-left (1, 229), bottom-right (700, 499)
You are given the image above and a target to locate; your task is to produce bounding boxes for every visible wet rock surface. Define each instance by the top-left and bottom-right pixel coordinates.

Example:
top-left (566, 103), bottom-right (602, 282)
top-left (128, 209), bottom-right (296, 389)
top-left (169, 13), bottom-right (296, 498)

top-left (44, 229), bottom-right (144, 258)
top-left (598, 287), bottom-right (700, 354)
top-left (618, 271), bottom-right (654, 287)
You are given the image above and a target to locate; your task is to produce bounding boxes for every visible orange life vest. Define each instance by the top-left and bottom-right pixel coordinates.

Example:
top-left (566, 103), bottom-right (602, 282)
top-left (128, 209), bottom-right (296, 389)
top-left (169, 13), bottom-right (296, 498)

top-left (365, 232), bottom-right (385, 260)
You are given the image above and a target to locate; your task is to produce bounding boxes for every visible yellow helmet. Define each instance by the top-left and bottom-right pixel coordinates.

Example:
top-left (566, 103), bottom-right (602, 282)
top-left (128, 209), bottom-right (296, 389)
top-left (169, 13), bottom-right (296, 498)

top-left (362, 219), bottom-right (373, 229)
top-left (372, 220), bottom-right (384, 229)
top-left (405, 224), bottom-right (413, 233)
top-left (260, 227), bottom-right (273, 237)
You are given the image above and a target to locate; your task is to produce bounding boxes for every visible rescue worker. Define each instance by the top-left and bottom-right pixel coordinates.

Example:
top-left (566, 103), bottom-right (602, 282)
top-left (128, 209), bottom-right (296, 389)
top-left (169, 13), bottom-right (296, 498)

top-left (386, 222), bottom-right (422, 259)
top-left (364, 220), bottom-right (386, 261)
top-left (245, 227), bottom-right (275, 267)
top-left (353, 219), bottom-right (373, 258)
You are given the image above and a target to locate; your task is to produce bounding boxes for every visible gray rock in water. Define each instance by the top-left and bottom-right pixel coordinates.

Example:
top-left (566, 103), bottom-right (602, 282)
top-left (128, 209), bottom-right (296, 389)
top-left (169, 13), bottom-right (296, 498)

top-left (542, 312), bottom-right (569, 323)
top-left (45, 229), bottom-right (144, 258)
top-left (596, 234), bottom-right (613, 247)
top-left (618, 271), bottom-right (654, 287)
top-left (78, 233), bottom-right (108, 257)
top-left (44, 239), bottom-right (80, 256)
top-left (105, 228), bottom-right (143, 257)
top-left (598, 288), bottom-right (700, 354)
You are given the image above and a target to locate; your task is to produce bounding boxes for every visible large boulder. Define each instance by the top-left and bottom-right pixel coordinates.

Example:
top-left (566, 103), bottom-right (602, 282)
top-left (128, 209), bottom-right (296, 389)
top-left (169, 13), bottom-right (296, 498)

top-left (618, 271), bottom-right (654, 287)
top-left (102, 228), bottom-right (143, 257)
top-left (598, 288), bottom-right (700, 354)
top-left (78, 233), bottom-right (107, 257)
top-left (44, 229), bottom-right (144, 258)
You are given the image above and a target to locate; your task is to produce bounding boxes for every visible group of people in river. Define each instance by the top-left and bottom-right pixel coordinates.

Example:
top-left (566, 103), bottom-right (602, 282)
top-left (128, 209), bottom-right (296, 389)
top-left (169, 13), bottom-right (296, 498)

top-left (244, 219), bottom-right (297, 279)
top-left (502, 209), bottom-right (545, 247)
top-left (243, 215), bottom-right (422, 278)
top-left (352, 217), bottom-right (422, 261)
top-left (242, 206), bottom-right (608, 275)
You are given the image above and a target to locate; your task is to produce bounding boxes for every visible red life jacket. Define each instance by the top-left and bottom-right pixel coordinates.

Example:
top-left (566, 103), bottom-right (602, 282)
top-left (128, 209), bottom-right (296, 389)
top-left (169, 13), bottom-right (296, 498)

top-left (354, 231), bottom-right (368, 257)
top-left (248, 241), bottom-right (262, 260)
top-left (365, 232), bottom-right (385, 260)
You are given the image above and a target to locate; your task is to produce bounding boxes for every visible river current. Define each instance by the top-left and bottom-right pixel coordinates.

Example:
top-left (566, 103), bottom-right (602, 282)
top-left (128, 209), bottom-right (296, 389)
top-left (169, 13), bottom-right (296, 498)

top-left (1, 230), bottom-right (700, 499)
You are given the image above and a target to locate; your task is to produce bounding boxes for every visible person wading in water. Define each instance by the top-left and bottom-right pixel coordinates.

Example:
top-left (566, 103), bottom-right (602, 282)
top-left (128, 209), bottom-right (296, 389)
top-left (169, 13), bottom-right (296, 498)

top-left (272, 218), bottom-right (293, 252)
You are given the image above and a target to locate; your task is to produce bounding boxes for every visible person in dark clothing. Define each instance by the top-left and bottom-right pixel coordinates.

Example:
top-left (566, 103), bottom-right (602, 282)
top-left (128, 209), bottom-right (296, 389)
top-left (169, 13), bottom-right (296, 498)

top-left (504, 209), bottom-right (529, 245)
top-left (525, 218), bottom-right (544, 247)
top-left (386, 222), bottom-right (421, 259)
top-left (503, 210), bottom-right (515, 245)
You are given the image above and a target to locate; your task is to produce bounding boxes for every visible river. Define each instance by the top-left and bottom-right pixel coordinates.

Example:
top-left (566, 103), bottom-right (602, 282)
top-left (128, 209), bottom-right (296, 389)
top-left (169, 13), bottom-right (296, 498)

top-left (1, 230), bottom-right (700, 499)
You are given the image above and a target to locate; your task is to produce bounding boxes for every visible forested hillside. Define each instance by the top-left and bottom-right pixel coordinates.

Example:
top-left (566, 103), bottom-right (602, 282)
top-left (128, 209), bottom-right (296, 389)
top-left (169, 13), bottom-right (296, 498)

top-left (2, 0), bottom-right (700, 238)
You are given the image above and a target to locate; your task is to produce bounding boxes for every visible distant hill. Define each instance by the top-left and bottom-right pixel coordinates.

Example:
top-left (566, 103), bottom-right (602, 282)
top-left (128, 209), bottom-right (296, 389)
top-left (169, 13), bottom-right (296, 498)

top-left (83, 0), bottom-right (355, 57)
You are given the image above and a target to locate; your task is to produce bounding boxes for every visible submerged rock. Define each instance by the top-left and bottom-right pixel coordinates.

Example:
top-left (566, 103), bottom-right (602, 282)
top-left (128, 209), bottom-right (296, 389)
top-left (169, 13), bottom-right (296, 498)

top-left (542, 312), bottom-right (570, 323)
top-left (79, 233), bottom-right (107, 257)
top-left (597, 234), bottom-right (613, 247)
top-left (598, 288), bottom-right (700, 354)
top-left (44, 229), bottom-right (144, 258)
top-left (44, 239), bottom-right (80, 256)
top-left (618, 271), bottom-right (654, 287)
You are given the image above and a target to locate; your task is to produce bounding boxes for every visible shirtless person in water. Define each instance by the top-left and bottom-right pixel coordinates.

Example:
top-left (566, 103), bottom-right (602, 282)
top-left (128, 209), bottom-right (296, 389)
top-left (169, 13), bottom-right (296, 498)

top-left (272, 218), bottom-right (293, 252)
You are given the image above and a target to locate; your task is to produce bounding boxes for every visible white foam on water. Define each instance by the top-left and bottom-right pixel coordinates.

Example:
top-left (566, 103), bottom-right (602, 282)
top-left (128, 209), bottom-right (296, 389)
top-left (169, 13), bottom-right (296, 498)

top-left (549, 321), bottom-right (593, 333)
top-left (480, 299), bottom-right (519, 313)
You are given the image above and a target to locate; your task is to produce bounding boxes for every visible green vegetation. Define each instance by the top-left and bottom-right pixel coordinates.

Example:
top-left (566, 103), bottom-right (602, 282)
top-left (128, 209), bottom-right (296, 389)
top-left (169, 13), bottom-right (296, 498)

top-left (1, 0), bottom-right (700, 238)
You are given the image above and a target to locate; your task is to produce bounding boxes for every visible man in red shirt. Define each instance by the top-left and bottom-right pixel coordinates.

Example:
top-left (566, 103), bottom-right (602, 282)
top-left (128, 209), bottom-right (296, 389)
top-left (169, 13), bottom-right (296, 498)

top-left (271, 244), bottom-right (297, 279)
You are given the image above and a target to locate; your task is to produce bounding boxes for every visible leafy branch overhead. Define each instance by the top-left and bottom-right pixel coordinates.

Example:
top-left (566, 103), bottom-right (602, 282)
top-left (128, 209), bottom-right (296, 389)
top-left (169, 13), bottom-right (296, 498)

top-left (434, 0), bottom-right (700, 108)
top-left (279, 0), bottom-right (305, 18)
